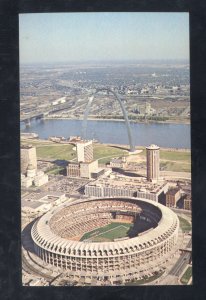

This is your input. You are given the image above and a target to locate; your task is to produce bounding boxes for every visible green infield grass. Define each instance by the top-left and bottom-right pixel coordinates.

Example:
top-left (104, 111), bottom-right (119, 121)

top-left (80, 222), bottom-right (133, 242)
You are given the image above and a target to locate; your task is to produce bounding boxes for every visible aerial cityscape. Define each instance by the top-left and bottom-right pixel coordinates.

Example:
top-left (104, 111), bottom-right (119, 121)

top-left (20, 13), bottom-right (191, 286)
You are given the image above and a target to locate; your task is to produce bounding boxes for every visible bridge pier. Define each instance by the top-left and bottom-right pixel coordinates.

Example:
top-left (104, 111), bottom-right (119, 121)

top-left (25, 119), bottom-right (31, 127)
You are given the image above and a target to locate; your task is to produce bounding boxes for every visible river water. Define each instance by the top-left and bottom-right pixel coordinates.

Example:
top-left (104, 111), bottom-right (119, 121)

top-left (20, 119), bottom-right (190, 149)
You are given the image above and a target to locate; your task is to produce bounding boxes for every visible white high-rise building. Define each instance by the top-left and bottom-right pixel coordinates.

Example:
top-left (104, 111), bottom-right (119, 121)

top-left (21, 145), bottom-right (37, 174)
top-left (146, 144), bottom-right (160, 182)
top-left (76, 140), bottom-right (93, 163)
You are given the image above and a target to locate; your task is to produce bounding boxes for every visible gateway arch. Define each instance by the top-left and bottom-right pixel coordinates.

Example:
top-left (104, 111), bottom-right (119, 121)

top-left (82, 88), bottom-right (135, 152)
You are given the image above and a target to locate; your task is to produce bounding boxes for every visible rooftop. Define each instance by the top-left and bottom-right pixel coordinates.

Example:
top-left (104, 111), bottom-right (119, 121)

top-left (21, 144), bottom-right (34, 149)
top-left (86, 174), bottom-right (166, 193)
top-left (22, 199), bottom-right (45, 209)
top-left (146, 144), bottom-right (160, 150)
top-left (76, 140), bottom-right (93, 145)
top-left (22, 191), bottom-right (65, 203)
top-left (167, 188), bottom-right (180, 196)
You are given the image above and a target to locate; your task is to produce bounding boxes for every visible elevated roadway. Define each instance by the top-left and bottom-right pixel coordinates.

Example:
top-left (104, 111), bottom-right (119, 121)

top-left (169, 238), bottom-right (192, 277)
top-left (20, 102), bottom-right (73, 123)
top-left (22, 251), bottom-right (54, 281)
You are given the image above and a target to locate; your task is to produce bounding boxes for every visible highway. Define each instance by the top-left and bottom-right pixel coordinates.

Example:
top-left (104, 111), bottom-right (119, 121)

top-left (171, 207), bottom-right (192, 217)
top-left (22, 251), bottom-right (54, 281)
top-left (169, 238), bottom-right (192, 277)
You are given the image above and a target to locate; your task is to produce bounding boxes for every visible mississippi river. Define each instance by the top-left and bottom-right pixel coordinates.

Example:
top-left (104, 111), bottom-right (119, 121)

top-left (21, 119), bottom-right (190, 149)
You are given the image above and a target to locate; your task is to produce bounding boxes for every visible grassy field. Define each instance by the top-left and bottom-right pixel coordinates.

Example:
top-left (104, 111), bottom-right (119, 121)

top-left (21, 139), bottom-right (76, 160)
top-left (138, 148), bottom-right (190, 160)
top-left (160, 151), bottom-right (191, 161)
top-left (180, 266), bottom-right (192, 284)
top-left (80, 222), bottom-right (132, 242)
top-left (36, 143), bottom-right (127, 163)
top-left (139, 148), bottom-right (191, 172)
top-left (93, 144), bottom-right (128, 164)
top-left (178, 216), bottom-right (192, 232)
top-left (160, 150), bottom-right (191, 173)
top-left (36, 144), bottom-right (75, 160)
top-left (21, 139), bottom-right (191, 172)
top-left (160, 161), bottom-right (191, 172)
top-left (45, 166), bottom-right (65, 175)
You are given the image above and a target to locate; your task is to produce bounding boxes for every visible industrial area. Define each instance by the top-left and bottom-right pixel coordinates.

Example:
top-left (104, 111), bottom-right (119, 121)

top-left (20, 62), bottom-right (190, 127)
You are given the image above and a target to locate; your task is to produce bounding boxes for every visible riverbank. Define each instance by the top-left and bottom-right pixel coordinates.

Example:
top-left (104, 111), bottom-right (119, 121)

top-left (21, 118), bottom-right (190, 149)
top-left (43, 116), bottom-right (190, 125)
top-left (21, 137), bottom-right (190, 152)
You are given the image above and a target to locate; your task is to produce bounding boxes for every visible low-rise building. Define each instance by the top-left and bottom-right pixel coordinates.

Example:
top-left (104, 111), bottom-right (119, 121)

top-left (21, 132), bottom-right (39, 139)
top-left (184, 196), bottom-right (192, 210)
top-left (91, 168), bottom-right (105, 179)
top-left (67, 160), bottom-right (99, 179)
top-left (110, 157), bottom-right (127, 169)
top-left (33, 171), bottom-right (48, 187)
top-left (80, 160), bottom-right (98, 179)
top-left (166, 188), bottom-right (181, 208)
top-left (21, 175), bottom-right (33, 188)
top-left (26, 163), bottom-right (36, 178)
top-left (67, 162), bottom-right (80, 177)
top-left (22, 191), bottom-right (66, 214)
top-left (85, 174), bottom-right (168, 202)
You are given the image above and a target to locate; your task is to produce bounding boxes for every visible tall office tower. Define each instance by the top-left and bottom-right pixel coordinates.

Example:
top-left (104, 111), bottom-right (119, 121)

top-left (76, 140), bottom-right (93, 163)
top-left (146, 144), bottom-right (160, 182)
top-left (21, 145), bottom-right (37, 174)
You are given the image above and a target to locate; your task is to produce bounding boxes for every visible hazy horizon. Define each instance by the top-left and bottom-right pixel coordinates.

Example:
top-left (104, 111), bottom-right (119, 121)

top-left (20, 58), bottom-right (190, 66)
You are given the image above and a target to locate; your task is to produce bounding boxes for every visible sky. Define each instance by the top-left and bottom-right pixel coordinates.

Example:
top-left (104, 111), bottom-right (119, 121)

top-left (19, 12), bottom-right (189, 64)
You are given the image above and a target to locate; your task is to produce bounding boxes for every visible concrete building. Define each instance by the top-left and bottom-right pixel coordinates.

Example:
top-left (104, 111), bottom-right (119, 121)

top-left (22, 166), bottom-right (48, 188)
top-left (21, 174), bottom-right (33, 188)
top-left (146, 144), bottom-right (160, 182)
top-left (80, 160), bottom-right (98, 179)
top-left (21, 132), bottom-right (39, 139)
top-left (135, 102), bottom-right (155, 116)
top-left (26, 163), bottom-right (36, 178)
top-left (67, 160), bottom-right (99, 179)
top-left (33, 171), bottom-right (48, 187)
top-left (22, 191), bottom-right (66, 214)
top-left (21, 144), bottom-right (37, 174)
top-left (76, 140), bottom-right (93, 163)
top-left (67, 162), bottom-right (80, 177)
top-left (52, 97), bottom-right (66, 106)
top-left (184, 196), bottom-right (192, 211)
top-left (110, 157), bottom-right (127, 169)
top-left (67, 140), bottom-right (98, 179)
top-left (31, 197), bottom-right (179, 285)
top-left (85, 175), bottom-right (168, 202)
top-left (91, 168), bottom-right (105, 179)
top-left (166, 188), bottom-right (181, 208)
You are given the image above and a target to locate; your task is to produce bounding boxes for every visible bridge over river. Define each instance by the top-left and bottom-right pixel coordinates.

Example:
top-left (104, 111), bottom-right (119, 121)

top-left (20, 102), bottom-right (73, 125)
